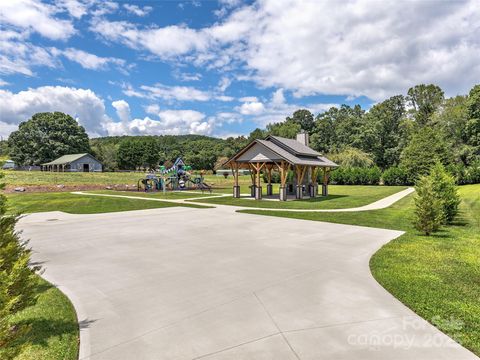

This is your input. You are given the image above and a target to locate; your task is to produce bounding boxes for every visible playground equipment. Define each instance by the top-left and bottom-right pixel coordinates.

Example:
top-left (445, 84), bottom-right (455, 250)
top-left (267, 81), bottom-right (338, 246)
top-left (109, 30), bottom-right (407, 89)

top-left (137, 174), bottom-right (163, 192)
top-left (137, 157), bottom-right (212, 193)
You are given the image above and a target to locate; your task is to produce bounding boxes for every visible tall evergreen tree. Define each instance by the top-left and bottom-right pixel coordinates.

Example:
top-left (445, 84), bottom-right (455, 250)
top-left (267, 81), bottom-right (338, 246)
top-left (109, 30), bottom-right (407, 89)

top-left (0, 174), bottom-right (40, 359)
top-left (360, 95), bottom-right (406, 168)
top-left (413, 175), bottom-right (444, 235)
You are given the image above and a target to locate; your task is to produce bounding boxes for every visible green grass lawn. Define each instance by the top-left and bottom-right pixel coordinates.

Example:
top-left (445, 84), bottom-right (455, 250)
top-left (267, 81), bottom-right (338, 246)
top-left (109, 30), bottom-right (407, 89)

top-left (1, 277), bottom-right (79, 360)
top-left (190, 185), bottom-right (407, 209)
top-left (4, 170), bottom-right (144, 186)
top-left (6, 192), bottom-right (206, 214)
top-left (241, 184), bottom-right (480, 355)
top-left (2, 171), bottom-right (251, 189)
top-left (87, 190), bottom-right (216, 199)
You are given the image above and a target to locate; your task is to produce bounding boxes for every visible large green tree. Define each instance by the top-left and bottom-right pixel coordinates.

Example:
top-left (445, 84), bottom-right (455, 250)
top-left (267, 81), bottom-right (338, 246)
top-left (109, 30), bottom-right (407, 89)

top-left (359, 95), bottom-right (406, 168)
top-left (400, 127), bottom-right (451, 182)
top-left (407, 84), bottom-right (444, 126)
top-left (8, 112), bottom-right (90, 166)
top-left (310, 105), bottom-right (364, 153)
top-left (465, 84), bottom-right (480, 150)
top-left (247, 128), bottom-right (265, 142)
top-left (266, 119), bottom-right (301, 138)
top-left (117, 138), bottom-right (145, 170)
top-left (91, 142), bottom-right (119, 171)
top-left (286, 109), bottom-right (315, 133)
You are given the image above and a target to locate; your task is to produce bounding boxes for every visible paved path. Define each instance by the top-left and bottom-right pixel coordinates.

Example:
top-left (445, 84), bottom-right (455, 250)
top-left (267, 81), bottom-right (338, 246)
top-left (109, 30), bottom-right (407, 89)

top-left (71, 187), bottom-right (415, 212)
top-left (19, 205), bottom-right (477, 360)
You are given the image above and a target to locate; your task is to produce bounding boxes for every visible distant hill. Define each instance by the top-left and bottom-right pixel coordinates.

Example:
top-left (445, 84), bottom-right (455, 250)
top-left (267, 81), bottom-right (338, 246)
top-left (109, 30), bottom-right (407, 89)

top-left (90, 134), bottom-right (248, 171)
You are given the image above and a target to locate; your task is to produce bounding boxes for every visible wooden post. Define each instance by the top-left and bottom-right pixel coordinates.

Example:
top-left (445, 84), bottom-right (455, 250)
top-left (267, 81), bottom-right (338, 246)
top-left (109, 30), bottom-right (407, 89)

top-left (230, 161), bottom-right (240, 198)
top-left (310, 166), bottom-right (318, 197)
top-left (294, 165), bottom-right (307, 199)
top-left (277, 161), bottom-right (290, 201)
top-left (252, 162), bottom-right (265, 200)
top-left (322, 167), bottom-right (330, 196)
top-left (235, 162), bottom-right (239, 187)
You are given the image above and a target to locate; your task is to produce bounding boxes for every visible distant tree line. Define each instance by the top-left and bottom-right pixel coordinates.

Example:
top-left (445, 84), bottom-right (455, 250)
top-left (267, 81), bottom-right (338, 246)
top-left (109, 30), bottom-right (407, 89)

top-left (248, 83), bottom-right (480, 184)
top-left (90, 134), bottom-right (248, 171)
top-left (4, 83), bottom-right (479, 182)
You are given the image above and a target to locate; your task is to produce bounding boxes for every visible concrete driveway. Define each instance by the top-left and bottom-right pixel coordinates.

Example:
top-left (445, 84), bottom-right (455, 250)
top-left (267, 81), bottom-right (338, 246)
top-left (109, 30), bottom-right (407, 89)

top-left (19, 207), bottom-right (477, 360)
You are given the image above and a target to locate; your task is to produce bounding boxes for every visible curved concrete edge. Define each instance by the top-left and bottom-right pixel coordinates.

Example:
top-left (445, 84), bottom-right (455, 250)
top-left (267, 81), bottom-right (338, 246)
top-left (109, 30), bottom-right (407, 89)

top-left (70, 191), bottom-right (228, 203)
top-left (72, 187), bottom-right (415, 213)
top-left (38, 272), bottom-right (91, 360)
top-left (366, 243), bottom-right (480, 360)
top-left (189, 187), bottom-right (415, 212)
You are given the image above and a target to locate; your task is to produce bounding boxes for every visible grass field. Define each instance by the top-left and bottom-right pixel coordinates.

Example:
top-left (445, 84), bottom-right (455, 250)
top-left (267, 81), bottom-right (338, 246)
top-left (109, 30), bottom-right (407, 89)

top-left (241, 184), bottom-right (480, 355)
top-left (0, 277), bottom-right (79, 360)
top-left (6, 192), bottom-right (207, 214)
top-left (190, 185), bottom-right (407, 209)
top-left (87, 190), bottom-right (215, 199)
top-left (2, 171), bottom-right (249, 189)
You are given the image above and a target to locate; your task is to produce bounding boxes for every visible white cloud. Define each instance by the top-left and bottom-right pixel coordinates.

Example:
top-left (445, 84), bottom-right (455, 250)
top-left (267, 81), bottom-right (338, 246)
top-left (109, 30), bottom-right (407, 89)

top-left (139, 84), bottom-right (211, 101)
top-left (0, 86), bottom-right (220, 138)
top-left (271, 88), bottom-right (285, 106)
top-left (237, 100), bottom-right (265, 115)
top-left (91, 1), bottom-right (118, 17)
top-left (0, 86), bottom-right (108, 136)
top-left (229, 0), bottom-right (480, 100)
top-left (217, 76), bottom-right (231, 92)
top-left (174, 71), bottom-right (202, 81)
top-left (90, 19), bottom-right (209, 59)
top-left (104, 109), bottom-right (213, 136)
top-left (237, 89), bottom-right (338, 127)
top-left (57, 0), bottom-right (90, 19)
top-left (144, 104), bottom-right (160, 115)
top-left (90, 0), bottom-right (479, 100)
top-left (215, 95), bottom-right (234, 102)
top-left (239, 96), bottom-right (258, 102)
top-left (123, 4), bottom-right (153, 17)
top-left (112, 99), bottom-right (130, 124)
top-left (0, 79), bottom-right (10, 87)
top-left (0, 33), bottom-right (59, 75)
top-left (57, 48), bottom-right (126, 70)
top-left (0, 122), bottom-right (19, 138)
top-left (0, 0), bottom-right (75, 40)
top-left (122, 82), bottom-right (233, 102)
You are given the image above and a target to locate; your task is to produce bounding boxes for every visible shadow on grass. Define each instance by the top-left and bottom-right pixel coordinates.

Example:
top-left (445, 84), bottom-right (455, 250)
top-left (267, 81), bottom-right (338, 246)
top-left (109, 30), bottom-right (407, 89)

top-left (295, 194), bottom-right (347, 202)
top-left (4, 280), bottom-right (91, 357)
top-left (13, 317), bottom-right (91, 348)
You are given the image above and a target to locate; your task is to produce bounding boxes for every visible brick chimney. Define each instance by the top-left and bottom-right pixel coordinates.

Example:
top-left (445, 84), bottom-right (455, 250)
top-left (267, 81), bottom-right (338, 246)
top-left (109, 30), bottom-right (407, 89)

top-left (296, 131), bottom-right (309, 146)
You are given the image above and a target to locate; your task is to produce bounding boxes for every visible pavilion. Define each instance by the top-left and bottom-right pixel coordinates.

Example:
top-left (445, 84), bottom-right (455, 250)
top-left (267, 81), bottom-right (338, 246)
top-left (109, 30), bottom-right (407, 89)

top-left (224, 132), bottom-right (338, 201)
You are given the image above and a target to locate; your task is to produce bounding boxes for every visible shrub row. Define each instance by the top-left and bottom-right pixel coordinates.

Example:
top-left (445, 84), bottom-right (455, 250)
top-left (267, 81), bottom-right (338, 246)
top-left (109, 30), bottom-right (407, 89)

top-left (447, 161), bottom-right (480, 185)
top-left (260, 162), bottom-right (480, 186)
top-left (328, 167), bottom-right (382, 185)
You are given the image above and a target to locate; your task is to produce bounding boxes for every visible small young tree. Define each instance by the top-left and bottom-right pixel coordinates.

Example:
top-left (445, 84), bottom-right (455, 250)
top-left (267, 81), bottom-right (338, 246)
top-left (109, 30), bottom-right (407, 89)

top-left (413, 175), bottom-right (444, 235)
top-left (429, 162), bottom-right (461, 224)
top-left (0, 174), bottom-right (40, 359)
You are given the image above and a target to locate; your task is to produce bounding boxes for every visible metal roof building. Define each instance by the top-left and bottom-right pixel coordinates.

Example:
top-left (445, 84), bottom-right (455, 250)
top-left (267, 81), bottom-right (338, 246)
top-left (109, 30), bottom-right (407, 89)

top-left (42, 153), bottom-right (102, 172)
top-left (225, 133), bottom-right (338, 201)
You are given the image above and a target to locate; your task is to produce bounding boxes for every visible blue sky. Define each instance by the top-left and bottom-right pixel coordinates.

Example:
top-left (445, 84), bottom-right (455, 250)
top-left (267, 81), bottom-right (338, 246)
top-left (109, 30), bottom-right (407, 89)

top-left (0, 0), bottom-right (478, 138)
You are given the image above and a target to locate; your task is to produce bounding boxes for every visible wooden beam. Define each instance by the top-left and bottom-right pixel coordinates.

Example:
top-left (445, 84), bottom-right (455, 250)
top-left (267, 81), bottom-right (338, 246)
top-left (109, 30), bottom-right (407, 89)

top-left (311, 166), bottom-right (318, 183)
top-left (248, 163), bottom-right (256, 185)
top-left (278, 161), bottom-right (291, 187)
top-left (323, 167), bottom-right (330, 185)
top-left (229, 161), bottom-right (240, 187)
top-left (295, 165), bottom-right (307, 185)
